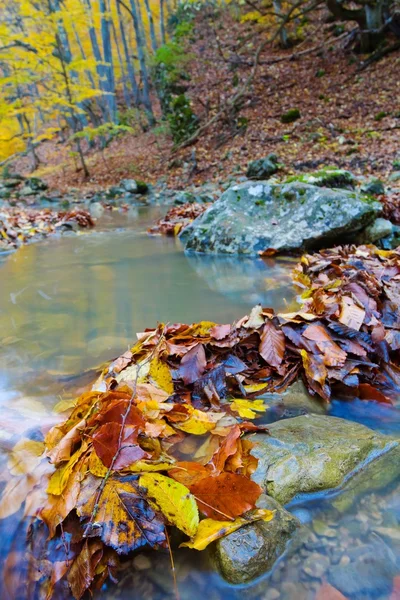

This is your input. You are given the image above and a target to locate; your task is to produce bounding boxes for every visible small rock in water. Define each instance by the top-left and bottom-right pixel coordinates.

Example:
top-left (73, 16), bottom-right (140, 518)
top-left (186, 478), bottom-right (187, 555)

top-left (312, 520), bottom-right (337, 538)
top-left (133, 554), bottom-right (152, 570)
top-left (302, 553), bottom-right (330, 579)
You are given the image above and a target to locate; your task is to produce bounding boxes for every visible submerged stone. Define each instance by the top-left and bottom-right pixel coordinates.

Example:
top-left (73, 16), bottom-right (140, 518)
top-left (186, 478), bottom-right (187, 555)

top-left (180, 181), bottom-right (380, 255)
top-left (249, 414), bottom-right (396, 505)
top-left (212, 495), bottom-right (300, 584)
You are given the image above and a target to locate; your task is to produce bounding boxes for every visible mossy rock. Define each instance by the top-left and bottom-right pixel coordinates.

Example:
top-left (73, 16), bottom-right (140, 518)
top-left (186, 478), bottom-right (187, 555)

top-left (250, 414), bottom-right (397, 505)
top-left (247, 154), bottom-right (282, 180)
top-left (180, 180), bottom-right (381, 255)
top-left (212, 494), bottom-right (301, 584)
top-left (285, 168), bottom-right (355, 189)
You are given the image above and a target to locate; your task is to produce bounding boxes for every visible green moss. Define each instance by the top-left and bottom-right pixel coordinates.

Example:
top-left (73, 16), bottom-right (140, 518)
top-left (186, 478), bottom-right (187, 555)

top-left (374, 111), bottom-right (387, 121)
top-left (281, 108), bottom-right (301, 124)
top-left (284, 168), bottom-right (355, 189)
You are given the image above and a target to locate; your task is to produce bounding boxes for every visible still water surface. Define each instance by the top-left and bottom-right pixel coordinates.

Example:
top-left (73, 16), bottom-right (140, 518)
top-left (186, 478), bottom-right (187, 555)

top-left (0, 209), bottom-right (399, 600)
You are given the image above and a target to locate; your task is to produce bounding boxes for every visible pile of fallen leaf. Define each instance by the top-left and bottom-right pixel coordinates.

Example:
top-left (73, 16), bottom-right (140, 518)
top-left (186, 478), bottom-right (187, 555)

top-left (0, 244), bottom-right (399, 599)
top-left (0, 207), bottom-right (95, 252)
top-left (382, 191), bottom-right (400, 225)
top-left (148, 202), bottom-right (209, 236)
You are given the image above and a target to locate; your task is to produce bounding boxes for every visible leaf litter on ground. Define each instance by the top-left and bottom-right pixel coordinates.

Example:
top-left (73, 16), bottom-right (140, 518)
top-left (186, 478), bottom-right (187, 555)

top-left (0, 244), bottom-right (399, 598)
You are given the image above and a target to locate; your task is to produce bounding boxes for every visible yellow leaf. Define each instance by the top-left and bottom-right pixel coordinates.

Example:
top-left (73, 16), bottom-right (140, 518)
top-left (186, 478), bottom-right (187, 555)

top-left (186, 321), bottom-right (216, 337)
top-left (52, 397), bottom-right (77, 414)
top-left (149, 357), bottom-right (174, 395)
top-left (243, 383), bottom-right (268, 393)
top-left (115, 360), bottom-right (150, 387)
top-left (230, 399), bottom-right (267, 419)
top-left (181, 508), bottom-right (274, 550)
top-left (47, 444), bottom-right (86, 496)
top-left (89, 449), bottom-right (108, 478)
top-left (129, 460), bottom-right (175, 472)
top-left (8, 439), bottom-right (45, 475)
top-left (77, 475), bottom-right (166, 553)
top-left (139, 473), bottom-right (199, 536)
top-left (175, 408), bottom-right (223, 434)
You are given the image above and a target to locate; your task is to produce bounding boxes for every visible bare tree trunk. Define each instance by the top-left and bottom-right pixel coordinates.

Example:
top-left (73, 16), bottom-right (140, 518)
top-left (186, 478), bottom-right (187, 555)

top-left (160, 0), bottom-right (167, 45)
top-left (116, 0), bottom-right (140, 104)
top-left (118, 0), bottom-right (155, 124)
top-left (273, 0), bottom-right (289, 47)
top-left (99, 0), bottom-right (118, 122)
top-left (143, 0), bottom-right (158, 52)
top-left (111, 17), bottom-right (131, 107)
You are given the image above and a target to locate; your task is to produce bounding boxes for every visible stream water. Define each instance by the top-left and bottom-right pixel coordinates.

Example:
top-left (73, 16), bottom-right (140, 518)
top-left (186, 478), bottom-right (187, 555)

top-left (0, 209), bottom-right (399, 600)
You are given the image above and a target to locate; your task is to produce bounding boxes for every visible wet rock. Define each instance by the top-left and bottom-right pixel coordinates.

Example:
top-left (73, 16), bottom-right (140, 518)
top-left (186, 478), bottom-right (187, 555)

top-left (331, 445), bottom-right (400, 514)
top-left (2, 178), bottom-right (22, 188)
top-left (120, 179), bottom-right (138, 193)
top-left (26, 177), bottom-right (48, 191)
top-left (361, 178), bottom-right (385, 195)
top-left (267, 380), bottom-right (327, 418)
top-left (250, 415), bottom-right (396, 504)
top-left (357, 218), bottom-right (393, 244)
top-left (19, 185), bottom-right (38, 196)
top-left (378, 224), bottom-right (400, 250)
top-left (247, 154), bottom-right (281, 180)
top-left (212, 495), bottom-right (300, 584)
top-left (312, 520), bottom-right (337, 538)
top-left (180, 181), bottom-right (380, 255)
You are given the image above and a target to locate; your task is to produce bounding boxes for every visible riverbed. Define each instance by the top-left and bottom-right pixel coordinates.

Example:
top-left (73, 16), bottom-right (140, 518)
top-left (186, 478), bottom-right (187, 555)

top-left (0, 209), bottom-right (399, 600)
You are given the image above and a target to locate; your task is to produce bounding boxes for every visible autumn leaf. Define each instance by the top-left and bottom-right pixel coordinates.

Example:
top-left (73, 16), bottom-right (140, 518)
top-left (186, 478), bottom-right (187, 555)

top-left (303, 323), bottom-right (347, 367)
top-left (139, 472), bottom-right (199, 536)
top-left (92, 422), bottom-right (149, 470)
top-left (8, 438), bottom-right (45, 475)
top-left (178, 343), bottom-right (207, 384)
top-left (77, 474), bottom-right (166, 553)
top-left (168, 461), bottom-right (211, 487)
top-left (47, 445), bottom-right (87, 496)
top-left (190, 472), bottom-right (262, 520)
top-left (149, 356), bottom-right (174, 395)
top-left (210, 324), bottom-right (231, 339)
top-left (181, 508), bottom-right (274, 550)
top-left (230, 399), bottom-right (267, 419)
top-left (47, 418), bottom-right (86, 464)
top-left (300, 349), bottom-right (328, 387)
top-left (244, 305), bottom-right (264, 329)
top-left (209, 424), bottom-right (241, 473)
top-left (67, 539), bottom-right (104, 600)
top-left (175, 407), bottom-right (224, 434)
top-left (339, 296), bottom-right (365, 331)
top-left (259, 320), bottom-right (285, 367)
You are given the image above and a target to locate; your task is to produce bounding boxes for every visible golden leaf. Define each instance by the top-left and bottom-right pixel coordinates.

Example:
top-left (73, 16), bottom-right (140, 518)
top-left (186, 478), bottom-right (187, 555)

top-left (230, 399), bottom-right (267, 419)
top-left (175, 408), bottom-right (223, 434)
top-left (181, 508), bottom-right (274, 550)
top-left (77, 474), bottom-right (166, 553)
top-left (8, 438), bottom-right (45, 475)
top-left (139, 473), bottom-right (199, 536)
top-left (148, 357), bottom-right (174, 395)
top-left (47, 444), bottom-right (87, 496)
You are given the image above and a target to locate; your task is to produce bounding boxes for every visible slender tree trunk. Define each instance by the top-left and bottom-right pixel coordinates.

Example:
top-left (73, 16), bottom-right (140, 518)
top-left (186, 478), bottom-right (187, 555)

top-left (118, 0), bottom-right (155, 124)
top-left (116, 0), bottom-right (140, 104)
top-left (143, 0), bottom-right (158, 52)
top-left (160, 0), bottom-right (166, 45)
top-left (99, 0), bottom-right (118, 122)
top-left (111, 17), bottom-right (131, 107)
top-left (273, 0), bottom-right (289, 47)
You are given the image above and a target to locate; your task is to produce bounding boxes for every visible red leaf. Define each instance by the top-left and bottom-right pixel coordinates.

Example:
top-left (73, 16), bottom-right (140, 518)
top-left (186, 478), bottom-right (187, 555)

top-left (191, 472), bottom-right (262, 520)
top-left (92, 423), bottom-right (149, 469)
top-left (358, 383), bottom-right (393, 405)
top-left (259, 320), bottom-right (285, 368)
top-left (168, 462), bottom-right (211, 486)
top-left (178, 343), bottom-right (207, 384)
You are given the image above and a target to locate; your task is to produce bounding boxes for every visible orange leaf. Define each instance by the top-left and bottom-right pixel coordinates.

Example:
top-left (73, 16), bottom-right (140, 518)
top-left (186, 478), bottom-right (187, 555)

top-left (259, 320), bottom-right (285, 368)
top-left (168, 461), bottom-right (211, 487)
top-left (191, 472), bottom-right (262, 521)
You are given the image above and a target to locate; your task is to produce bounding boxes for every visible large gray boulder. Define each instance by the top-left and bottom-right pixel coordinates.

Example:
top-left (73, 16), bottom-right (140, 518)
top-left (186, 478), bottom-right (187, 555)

top-left (250, 414), bottom-right (396, 504)
top-left (180, 181), bottom-right (381, 255)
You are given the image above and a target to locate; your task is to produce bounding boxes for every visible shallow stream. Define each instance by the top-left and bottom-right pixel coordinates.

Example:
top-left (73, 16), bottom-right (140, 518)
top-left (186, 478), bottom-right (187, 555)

top-left (0, 209), bottom-right (399, 600)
